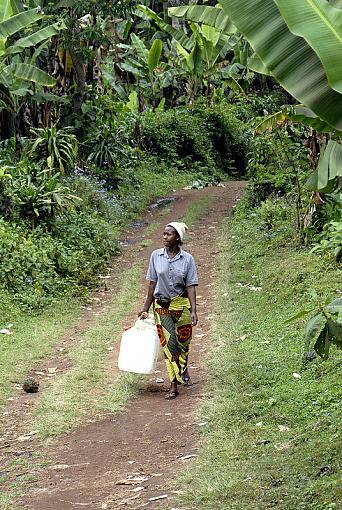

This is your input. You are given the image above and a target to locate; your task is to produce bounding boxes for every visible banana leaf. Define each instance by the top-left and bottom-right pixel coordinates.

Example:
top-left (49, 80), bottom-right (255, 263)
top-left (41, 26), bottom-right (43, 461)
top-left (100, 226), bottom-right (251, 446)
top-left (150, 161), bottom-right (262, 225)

top-left (3, 62), bottom-right (56, 86)
top-left (218, 0), bottom-right (342, 131)
top-left (304, 313), bottom-right (327, 351)
top-left (147, 38), bottom-right (162, 72)
top-left (247, 55), bottom-right (271, 76)
top-left (168, 4), bottom-right (236, 34)
top-left (0, 8), bottom-right (43, 39)
top-left (306, 139), bottom-right (342, 192)
top-left (255, 105), bottom-right (339, 134)
top-left (0, 0), bottom-right (14, 53)
top-left (0, 0), bottom-right (14, 23)
top-left (137, 5), bottom-right (193, 51)
top-left (130, 33), bottom-right (148, 62)
top-left (119, 62), bottom-right (145, 78)
top-left (326, 297), bottom-right (342, 313)
top-left (275, 0), bottom-right (342, 94)
top-left (5, 21), bottom-right (66, 55)
top-left (287, 106), bottom-right (338, 133)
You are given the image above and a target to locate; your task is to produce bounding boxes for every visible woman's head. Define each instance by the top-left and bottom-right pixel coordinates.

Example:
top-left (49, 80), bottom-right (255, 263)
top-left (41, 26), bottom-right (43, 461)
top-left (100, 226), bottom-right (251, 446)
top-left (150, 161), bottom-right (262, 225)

top-left (163, 222), bottom-right (188, 247)
top-left (163, 225), bottom-right (181, 247)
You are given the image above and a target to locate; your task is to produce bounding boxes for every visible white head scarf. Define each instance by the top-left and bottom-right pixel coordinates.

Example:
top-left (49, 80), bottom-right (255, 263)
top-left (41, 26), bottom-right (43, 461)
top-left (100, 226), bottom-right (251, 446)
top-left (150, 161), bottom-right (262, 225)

top-left (167, 222), bottom-right (188, 242)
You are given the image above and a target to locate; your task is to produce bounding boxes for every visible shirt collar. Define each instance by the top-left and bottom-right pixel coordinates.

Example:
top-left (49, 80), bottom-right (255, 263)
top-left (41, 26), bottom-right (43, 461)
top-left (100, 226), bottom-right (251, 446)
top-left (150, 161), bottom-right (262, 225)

top-left (158, 247), bottom-right (183, 260)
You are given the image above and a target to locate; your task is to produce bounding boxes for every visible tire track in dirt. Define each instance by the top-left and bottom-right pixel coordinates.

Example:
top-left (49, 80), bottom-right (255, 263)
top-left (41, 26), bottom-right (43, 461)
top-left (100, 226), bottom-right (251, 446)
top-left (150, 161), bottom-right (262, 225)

top-left (1, 182), bottom-right (245, 510)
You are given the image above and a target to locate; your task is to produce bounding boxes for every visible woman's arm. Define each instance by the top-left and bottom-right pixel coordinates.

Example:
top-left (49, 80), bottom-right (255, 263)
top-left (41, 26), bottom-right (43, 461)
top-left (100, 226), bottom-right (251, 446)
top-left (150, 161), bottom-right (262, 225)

top-left (138, 280), bottom-right (157, 317)
top-left (187, 285), bottom-right (198, 326)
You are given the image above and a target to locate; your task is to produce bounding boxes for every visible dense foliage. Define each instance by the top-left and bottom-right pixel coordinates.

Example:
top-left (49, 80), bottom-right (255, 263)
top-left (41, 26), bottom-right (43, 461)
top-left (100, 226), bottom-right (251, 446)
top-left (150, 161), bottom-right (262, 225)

top-left (0, 1), bottom-right (340, 331)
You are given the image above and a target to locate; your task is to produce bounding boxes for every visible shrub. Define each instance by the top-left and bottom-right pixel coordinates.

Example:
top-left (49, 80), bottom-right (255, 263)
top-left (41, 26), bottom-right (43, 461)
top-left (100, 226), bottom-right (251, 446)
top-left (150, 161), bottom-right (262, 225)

top-left (140, 101), bottom-right (247, 177)
top-left (0, 161), bottom-right (80, 229)
top-left (246, 125), bottom-right (311, 207)
top-left (311, 221), bottom-right (342, 262)
top-left (24, 126), bottom-right (78, 175)
top-left (0, 211), bottom-right (119, 310)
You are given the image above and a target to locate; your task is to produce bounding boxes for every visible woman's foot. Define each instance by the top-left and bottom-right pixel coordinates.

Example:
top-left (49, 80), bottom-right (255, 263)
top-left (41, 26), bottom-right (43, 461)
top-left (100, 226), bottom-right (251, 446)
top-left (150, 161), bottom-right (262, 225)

top-left (165, 389), bottom-right (179, 399)
top-left (165, 382), bottom-right (178, 400)
top-left (183, 370), bottom-right (193, 386)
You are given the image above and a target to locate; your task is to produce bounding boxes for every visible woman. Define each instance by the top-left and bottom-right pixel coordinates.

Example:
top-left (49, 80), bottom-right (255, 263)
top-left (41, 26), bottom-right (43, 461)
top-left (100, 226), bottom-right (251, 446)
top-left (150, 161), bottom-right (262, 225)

top-left (139, 222), bottom-right (198, 400)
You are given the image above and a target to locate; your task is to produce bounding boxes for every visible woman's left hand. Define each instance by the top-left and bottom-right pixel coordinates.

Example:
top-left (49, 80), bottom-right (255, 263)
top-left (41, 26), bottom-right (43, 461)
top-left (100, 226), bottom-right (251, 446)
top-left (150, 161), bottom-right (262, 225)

top-left (191, 312), bottom-right (198, 326)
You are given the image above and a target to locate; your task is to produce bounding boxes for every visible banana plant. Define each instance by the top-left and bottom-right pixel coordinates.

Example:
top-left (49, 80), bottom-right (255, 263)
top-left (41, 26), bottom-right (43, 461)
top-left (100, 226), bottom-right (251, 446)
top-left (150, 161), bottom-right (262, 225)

top-left (286, 294), bottom-right (342, 360)
top-left (0, 4), bottom-right (65, 107)
top-left (168, 3), bottom-right (236, 35)
top-left (138, 4), bottom-right (240, 103)
top-left (218, 0), bottom-right (342, 131)
top-left (117, 33), bottom-right (165, 108)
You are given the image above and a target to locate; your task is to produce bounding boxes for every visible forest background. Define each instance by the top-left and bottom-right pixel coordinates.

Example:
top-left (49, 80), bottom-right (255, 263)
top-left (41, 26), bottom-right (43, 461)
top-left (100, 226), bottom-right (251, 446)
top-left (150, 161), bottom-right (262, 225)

top-left (0, 0), bottom-right (341, 508)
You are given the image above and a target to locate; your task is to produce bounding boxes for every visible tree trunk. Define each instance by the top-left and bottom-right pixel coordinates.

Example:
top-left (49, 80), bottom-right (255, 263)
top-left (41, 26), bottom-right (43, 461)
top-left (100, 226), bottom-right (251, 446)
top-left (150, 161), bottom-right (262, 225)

top-left (69, 47), bottom-right (86, 114)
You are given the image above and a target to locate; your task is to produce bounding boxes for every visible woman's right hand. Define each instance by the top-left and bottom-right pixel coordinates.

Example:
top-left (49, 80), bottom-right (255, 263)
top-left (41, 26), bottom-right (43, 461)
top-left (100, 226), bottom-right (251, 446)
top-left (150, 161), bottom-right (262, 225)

top-left (138, 311), bottom-right (148, 319)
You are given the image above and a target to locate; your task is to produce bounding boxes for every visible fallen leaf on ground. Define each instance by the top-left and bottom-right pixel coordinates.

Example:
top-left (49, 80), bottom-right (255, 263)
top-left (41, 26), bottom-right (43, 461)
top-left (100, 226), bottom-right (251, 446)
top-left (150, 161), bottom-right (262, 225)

top-left (293, 372), bottom-right (301, 379)
top-left (149, 495), bottom-right (168, 501)
top-left (178, 454), bottom-right (198, 461)
top-left (278, 425), bottom-right (290, 432)
top-left (50, 464), bottom-right (70, 470)
top-left (0, 329), bottom-right (13, 335)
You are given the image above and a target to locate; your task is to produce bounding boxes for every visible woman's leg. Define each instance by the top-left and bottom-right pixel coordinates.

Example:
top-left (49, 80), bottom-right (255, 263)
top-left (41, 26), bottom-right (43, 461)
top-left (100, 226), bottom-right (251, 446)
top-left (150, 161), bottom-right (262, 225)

top-left (154, 308), bottom-right (183, 395)
top-left (175, 308), bottom-right (192, 384)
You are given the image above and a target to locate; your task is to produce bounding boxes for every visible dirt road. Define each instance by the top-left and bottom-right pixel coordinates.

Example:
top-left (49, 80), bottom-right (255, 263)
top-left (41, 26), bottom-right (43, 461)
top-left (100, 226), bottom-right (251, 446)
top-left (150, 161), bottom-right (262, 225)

top-left (1, 182), bottom-right (245, 510)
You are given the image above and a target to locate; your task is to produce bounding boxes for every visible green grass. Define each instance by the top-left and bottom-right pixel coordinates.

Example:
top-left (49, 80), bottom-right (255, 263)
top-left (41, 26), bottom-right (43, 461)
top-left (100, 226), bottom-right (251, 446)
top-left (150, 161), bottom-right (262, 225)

top-left (182, 195), bottom-right (212, 227)
top-left (0, 293), bottom-right (79, 414)
top-left (179, 212), bottom-right (342, 510)
top-left (0, 493), bottom-right (21, 510)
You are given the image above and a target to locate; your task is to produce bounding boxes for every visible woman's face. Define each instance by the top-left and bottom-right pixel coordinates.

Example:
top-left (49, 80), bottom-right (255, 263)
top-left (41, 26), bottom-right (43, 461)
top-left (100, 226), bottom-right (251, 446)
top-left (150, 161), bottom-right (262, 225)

top-left (163, 226), bottom-right (179, 248)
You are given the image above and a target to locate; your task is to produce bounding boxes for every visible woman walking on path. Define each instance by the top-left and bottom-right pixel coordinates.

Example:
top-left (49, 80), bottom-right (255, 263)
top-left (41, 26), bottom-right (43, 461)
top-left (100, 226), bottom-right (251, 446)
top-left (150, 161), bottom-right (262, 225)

top-left (139, 222), bottom-right (198, 400)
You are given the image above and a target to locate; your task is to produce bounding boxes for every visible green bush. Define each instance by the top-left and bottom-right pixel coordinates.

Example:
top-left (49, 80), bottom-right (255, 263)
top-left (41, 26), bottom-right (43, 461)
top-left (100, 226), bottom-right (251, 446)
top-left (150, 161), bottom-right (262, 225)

top-left (0, 161), bottom-right (79, 229)
top-left (229, 90), bottom-right (290, 123)
top-left (311, 221), bottom-right (342, 262)
top-left (23, 126), bottom-right (78, 175)
top-left (140, 101), bottom-right (247, 177)
top-left (246, 125), bottom-right (310, 207)
top-left (0, 211), bottom-right (119, 310)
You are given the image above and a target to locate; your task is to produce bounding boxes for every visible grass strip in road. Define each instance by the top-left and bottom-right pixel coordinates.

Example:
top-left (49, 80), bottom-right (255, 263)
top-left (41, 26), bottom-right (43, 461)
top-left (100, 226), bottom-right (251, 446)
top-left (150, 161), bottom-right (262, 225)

top-left (30, 262), bottom-right (145, 438)
top-left (181, 195), bottom-right (211, 228)
top-left (179, 214), bottom-right (342, 510)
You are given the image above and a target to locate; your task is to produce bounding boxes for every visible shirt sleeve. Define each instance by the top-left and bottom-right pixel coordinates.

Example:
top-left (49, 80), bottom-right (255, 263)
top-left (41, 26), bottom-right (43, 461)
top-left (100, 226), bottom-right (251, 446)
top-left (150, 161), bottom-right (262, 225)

top-left (185, 255), bottom-right (198, 286)
top-left (146, 252), bottom-right (157, 281)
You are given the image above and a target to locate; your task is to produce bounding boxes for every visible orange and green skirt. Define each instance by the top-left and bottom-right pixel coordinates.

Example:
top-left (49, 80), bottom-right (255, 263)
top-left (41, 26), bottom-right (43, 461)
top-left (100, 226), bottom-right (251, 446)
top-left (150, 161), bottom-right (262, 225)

top-left (154, 296), bottom-right (192, 384)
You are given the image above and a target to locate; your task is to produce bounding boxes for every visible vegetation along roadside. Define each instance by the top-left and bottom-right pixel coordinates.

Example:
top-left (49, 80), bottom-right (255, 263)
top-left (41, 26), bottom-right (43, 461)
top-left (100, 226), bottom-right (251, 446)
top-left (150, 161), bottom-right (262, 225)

top-left (178, 200), bottom-right (341, 510)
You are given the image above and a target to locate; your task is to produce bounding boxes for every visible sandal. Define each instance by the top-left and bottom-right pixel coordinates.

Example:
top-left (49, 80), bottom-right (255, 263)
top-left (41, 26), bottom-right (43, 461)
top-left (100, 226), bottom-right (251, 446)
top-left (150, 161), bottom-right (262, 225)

top-left (165, 390), bottom-right (179, 400)
top-left (183, 375), bottom-right (194, 386)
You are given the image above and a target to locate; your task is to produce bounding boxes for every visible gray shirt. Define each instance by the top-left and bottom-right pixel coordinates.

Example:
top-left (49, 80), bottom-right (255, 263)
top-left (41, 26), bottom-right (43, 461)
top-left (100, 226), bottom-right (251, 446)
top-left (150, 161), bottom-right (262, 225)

top-left (146, 248), bottom-right (198, 299)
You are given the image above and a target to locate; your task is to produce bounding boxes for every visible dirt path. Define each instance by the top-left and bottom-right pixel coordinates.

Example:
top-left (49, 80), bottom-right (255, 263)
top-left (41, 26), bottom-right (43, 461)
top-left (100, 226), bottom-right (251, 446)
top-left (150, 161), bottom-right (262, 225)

top-left (1, 182), bottom-right (245, 510)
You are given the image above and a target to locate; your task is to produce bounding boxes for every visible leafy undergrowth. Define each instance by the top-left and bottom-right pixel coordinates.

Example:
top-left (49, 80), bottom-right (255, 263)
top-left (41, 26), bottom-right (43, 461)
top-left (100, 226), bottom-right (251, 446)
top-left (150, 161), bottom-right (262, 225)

top-left (180, 212), bottom-right (342, 510)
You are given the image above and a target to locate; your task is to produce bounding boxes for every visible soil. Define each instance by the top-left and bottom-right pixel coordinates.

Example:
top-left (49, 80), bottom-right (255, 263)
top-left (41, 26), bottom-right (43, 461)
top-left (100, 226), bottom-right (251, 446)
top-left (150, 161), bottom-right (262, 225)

top-left (0, 182), bottom-right (246, 510)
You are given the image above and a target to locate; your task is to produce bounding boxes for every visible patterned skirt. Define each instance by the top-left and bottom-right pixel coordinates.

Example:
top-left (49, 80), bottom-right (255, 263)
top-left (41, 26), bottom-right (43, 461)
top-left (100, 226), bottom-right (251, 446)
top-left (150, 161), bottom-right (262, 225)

top-left (154, 296), bottom-right (192, 384)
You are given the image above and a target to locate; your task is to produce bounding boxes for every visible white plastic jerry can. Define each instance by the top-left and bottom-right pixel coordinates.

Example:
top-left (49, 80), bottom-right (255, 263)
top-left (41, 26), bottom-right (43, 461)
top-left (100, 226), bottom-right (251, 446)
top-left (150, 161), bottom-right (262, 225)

top-left (118, 318), bottom-right (160, 375)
